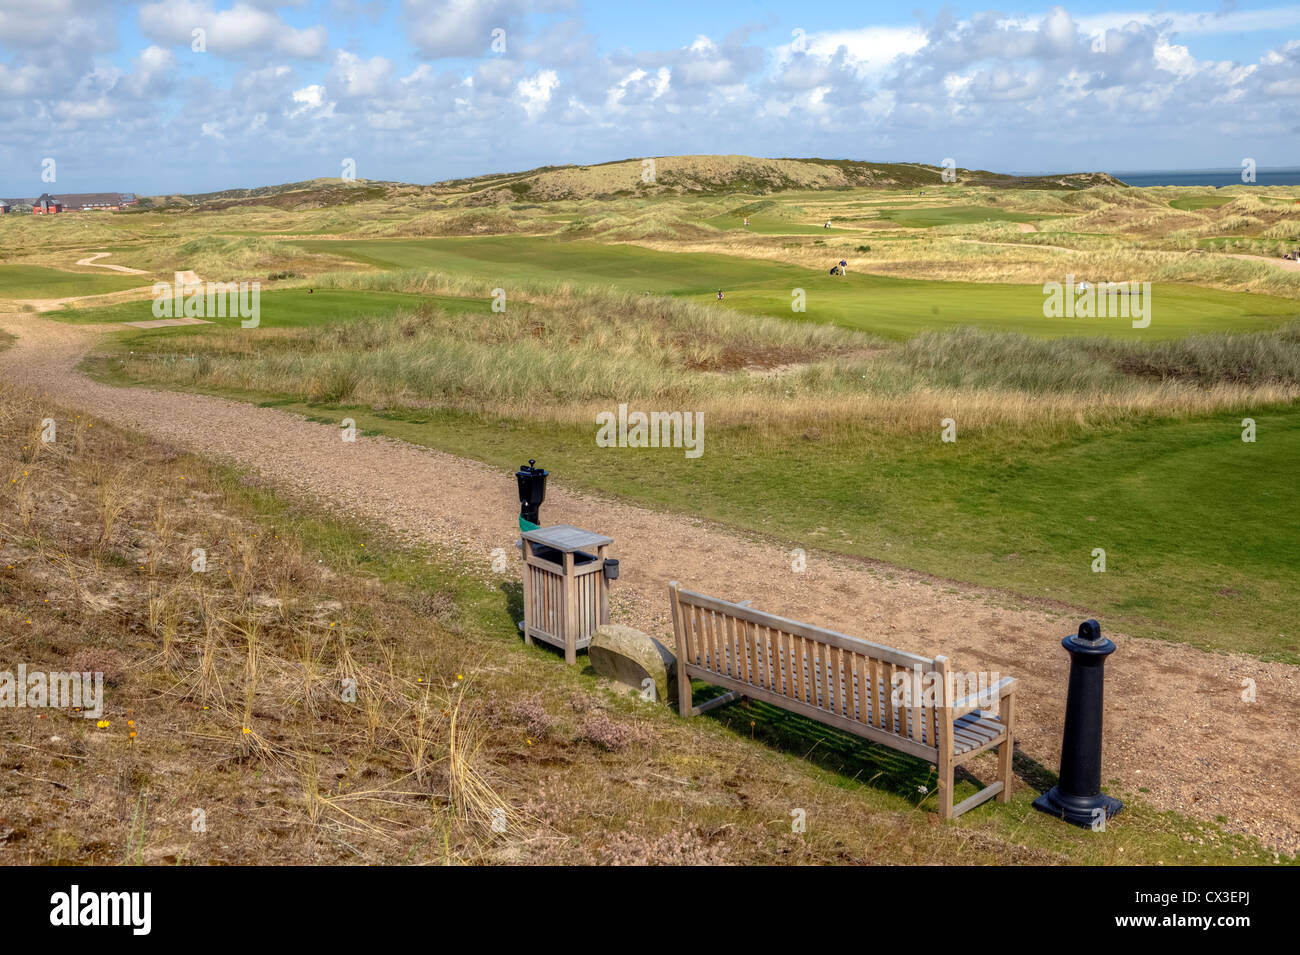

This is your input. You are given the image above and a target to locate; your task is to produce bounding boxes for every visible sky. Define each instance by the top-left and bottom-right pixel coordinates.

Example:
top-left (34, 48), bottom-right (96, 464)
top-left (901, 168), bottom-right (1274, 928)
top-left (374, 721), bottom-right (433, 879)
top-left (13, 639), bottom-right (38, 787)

top-left (0, 0), bottom-right (1297, 195)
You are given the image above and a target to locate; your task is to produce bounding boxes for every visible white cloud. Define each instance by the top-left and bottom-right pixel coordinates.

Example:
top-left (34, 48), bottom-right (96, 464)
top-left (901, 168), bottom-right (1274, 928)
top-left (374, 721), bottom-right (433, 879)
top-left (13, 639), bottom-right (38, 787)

top-left (403, 0), bottom-right (537, 59)
top-left (779, 25), bottom-right (929, 73)
top-left (289, 83), bottom-right (335, 117)
top-left (139, 0), bottom-right (328, 58)
top-left (516, 68), bottom-right (558, 118)
top-left (331, 50), bottom-right (394, 98)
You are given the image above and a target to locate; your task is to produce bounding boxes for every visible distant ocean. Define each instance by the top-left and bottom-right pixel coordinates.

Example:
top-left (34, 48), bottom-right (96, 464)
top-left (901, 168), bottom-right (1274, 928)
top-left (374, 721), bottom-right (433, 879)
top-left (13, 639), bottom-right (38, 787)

top-left (1107, 168), bottom-right (1300, 188)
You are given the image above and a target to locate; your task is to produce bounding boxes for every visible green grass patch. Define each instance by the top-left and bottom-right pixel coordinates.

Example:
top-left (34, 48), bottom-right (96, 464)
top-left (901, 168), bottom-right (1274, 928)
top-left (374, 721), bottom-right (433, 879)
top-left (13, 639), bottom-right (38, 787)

top-left (0, 264), bottom-right (144, 300)
top-left (1170, 196), bottom-right (1235, 212)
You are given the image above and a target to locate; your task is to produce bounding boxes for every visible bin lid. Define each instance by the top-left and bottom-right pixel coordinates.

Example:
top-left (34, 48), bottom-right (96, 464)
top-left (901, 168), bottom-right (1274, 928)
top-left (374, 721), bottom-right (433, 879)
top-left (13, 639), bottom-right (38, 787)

top-left (522, 524), bottom-right (613, 552)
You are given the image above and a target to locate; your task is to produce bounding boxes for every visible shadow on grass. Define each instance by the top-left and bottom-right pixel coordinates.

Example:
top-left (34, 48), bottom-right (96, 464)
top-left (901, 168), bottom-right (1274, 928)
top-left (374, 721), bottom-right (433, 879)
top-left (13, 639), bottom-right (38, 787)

top-left (691, 681), bottom-right (1054, 811)
top-left (501, 579), bottom-right (524, 628)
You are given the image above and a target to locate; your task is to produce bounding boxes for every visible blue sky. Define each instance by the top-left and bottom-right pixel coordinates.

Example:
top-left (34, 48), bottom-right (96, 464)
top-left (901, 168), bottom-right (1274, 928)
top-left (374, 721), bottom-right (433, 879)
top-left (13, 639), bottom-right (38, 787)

top-left (1, 0), bottom-right (1297, 195)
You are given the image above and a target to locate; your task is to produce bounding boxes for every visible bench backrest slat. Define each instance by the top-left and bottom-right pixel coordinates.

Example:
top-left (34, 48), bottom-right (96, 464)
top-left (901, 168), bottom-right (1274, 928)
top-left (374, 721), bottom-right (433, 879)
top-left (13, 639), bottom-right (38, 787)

top-left (670, 583), bottom-right (939, 755)
top-left (676, 587), bottom-right (933, 670)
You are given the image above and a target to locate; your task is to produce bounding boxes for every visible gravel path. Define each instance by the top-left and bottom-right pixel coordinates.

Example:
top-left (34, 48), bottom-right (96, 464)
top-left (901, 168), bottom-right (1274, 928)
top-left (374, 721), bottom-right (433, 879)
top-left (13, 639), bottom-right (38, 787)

top-left (1, 308), bottom-right (1296, 853)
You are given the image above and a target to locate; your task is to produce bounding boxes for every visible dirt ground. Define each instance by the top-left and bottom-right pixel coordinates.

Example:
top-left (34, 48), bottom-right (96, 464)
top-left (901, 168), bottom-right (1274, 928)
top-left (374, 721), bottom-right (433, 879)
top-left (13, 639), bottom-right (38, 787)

top-left (1, 308), bottom-right (1296, 854)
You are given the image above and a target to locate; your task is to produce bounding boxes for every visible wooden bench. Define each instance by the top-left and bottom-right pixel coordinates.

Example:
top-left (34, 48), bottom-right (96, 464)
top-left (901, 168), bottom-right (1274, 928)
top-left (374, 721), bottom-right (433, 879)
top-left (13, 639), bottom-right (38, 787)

top-left (669, 582), bottom-right (1019, 819)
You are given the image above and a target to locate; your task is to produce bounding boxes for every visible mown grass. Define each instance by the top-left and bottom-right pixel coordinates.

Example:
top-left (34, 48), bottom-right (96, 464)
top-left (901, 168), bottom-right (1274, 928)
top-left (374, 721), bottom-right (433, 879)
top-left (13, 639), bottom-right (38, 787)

top-left (1170, 196), bottom-right (1235, 212)
top-left (0, 385), bottom-right (1287, 864)
top-left (0, 264), bottom-right (144, 301)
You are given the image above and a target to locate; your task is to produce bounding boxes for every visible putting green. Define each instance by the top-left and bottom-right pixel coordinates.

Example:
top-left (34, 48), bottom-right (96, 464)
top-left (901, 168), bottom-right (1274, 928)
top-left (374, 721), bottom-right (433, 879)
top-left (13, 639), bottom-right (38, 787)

top-left (1169, 196), bottom-right (1234, 212)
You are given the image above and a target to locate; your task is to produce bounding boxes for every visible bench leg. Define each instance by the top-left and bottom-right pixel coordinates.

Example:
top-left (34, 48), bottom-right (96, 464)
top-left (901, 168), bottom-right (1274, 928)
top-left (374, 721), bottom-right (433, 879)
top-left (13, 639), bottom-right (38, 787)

top-left (997, 693), bottom-right (1016, 803)
top-left (937, 743), bottom-right (954, 821)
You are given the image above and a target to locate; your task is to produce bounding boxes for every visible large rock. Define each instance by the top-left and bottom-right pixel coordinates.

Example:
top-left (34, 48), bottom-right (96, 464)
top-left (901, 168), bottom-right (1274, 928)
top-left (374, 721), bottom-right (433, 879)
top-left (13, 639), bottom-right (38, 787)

top-left (589, 624), bottom-right (677, 704)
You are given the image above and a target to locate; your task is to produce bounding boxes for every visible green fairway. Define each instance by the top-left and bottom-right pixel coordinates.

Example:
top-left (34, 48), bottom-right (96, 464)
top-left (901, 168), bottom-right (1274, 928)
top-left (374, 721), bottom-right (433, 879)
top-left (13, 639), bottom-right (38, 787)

top-left (0, 264), bottom-right (145, 300)
top-left (54, 288), bottom-right (477, 327)
top-left (699, 212), bottom-right (855, 234)
top-left (299, 236), bottom-right (1299, 340)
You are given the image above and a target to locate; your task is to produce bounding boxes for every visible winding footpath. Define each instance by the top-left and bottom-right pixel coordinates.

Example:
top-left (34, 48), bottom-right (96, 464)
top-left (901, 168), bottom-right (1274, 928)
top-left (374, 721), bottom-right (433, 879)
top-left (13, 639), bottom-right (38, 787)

top-left (75, 252), bottom-right (150, 275)
top-left (1, 306), bottom-right (1296, 854)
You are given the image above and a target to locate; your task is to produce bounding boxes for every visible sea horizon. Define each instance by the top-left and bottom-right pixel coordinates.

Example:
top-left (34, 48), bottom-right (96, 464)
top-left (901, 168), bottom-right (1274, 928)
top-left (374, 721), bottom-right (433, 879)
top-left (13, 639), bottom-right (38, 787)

top-left (1009, 166), bottom-right (1300, 188)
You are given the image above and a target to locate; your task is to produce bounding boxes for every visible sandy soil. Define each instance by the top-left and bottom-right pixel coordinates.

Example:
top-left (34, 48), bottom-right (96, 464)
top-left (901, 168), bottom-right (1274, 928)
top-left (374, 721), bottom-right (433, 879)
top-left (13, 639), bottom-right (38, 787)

top-left (0, 309), bottom-right (1296, 853)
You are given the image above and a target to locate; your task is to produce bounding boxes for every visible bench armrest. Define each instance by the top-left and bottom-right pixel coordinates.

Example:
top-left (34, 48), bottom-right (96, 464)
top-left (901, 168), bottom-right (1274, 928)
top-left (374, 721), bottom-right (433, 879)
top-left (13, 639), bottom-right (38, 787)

top-left (952, 677), bottom-right (1019, 719)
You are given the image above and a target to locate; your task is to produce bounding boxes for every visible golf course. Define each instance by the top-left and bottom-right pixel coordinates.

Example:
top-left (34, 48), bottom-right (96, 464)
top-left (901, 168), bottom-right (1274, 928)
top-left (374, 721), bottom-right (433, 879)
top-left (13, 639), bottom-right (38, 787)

top-left (2, 155), bottom-right (1298, 866)
top-left (13, 159), bottom-right (1300, 662)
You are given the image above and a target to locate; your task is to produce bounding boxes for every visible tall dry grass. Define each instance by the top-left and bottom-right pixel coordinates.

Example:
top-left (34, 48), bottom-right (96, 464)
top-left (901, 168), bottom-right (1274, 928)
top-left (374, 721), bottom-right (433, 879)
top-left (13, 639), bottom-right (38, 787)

top-left (0, 390), bottom-right (518, 862)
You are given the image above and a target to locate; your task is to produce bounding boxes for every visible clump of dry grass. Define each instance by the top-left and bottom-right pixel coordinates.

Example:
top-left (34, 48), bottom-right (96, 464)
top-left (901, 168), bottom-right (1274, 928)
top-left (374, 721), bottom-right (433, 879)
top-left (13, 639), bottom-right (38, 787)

top-left (575, 713), bottom-right (653, 752)
top-left (600, 827), bottom-right (731, 865)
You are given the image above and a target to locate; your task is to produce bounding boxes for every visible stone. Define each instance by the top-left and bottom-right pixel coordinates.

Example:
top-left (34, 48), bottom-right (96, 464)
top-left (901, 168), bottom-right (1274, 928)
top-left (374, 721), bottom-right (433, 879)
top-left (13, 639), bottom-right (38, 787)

top-left (589, 624), bottom-right (677, 704)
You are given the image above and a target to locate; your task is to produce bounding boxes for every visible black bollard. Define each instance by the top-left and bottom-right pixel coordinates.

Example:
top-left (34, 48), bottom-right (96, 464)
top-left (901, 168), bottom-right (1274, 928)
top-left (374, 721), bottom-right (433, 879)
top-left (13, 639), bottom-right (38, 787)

top-left (1033, 619), bottom-right (1123, 829)
top-left (515, 459), bottom-right (548, 530)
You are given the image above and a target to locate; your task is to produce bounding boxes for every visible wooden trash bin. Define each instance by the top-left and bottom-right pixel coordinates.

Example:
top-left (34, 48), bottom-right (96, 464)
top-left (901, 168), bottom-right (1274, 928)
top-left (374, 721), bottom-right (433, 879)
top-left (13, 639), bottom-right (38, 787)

top-left (521, 524), bottom-right (613, 665)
